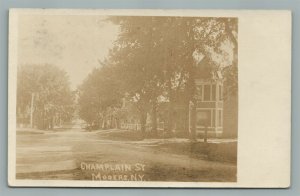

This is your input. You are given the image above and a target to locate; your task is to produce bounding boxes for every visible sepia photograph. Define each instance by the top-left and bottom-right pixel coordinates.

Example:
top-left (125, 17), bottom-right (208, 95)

top-left (8, 9), bottom-right (291, 188)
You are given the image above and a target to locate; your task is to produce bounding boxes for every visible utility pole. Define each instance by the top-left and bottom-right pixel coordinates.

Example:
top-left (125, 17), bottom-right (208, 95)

top-left (30, 93), bottom-right (34, 128)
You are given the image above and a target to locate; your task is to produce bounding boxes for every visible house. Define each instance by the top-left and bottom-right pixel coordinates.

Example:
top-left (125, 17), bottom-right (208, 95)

top-left (119, 58), bottom-right (237, 139)
top-left (193, 72), bottom-right (224, 137)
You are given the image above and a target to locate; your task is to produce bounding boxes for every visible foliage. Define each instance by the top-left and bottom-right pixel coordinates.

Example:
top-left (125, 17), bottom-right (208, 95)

top-left (78, 16), bottom-right (238, 138)
top-left (17, 64), bottom-right (74, 129)
top-left (78, 64), bottom-right (122, 128)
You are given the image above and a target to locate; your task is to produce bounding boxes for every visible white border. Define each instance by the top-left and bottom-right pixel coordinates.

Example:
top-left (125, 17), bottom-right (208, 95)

top-left (8, 9), bottom-right (291, 188)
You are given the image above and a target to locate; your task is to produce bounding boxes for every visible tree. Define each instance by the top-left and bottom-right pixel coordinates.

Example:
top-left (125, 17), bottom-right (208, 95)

top-left (17, 64), bottom-right (74, 129)
top-left (107, 16), bottom-right (238, 139)
top-left (108, 17), bottom-right (167, 137)
top-left (78, 63), bottom-right (123, 129)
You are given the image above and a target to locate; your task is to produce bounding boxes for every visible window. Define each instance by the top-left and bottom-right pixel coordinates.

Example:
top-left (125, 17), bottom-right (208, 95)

top-left (212, 84), bottom-right (216, 101)
top-left (203, 85), bottom-right (211, 101)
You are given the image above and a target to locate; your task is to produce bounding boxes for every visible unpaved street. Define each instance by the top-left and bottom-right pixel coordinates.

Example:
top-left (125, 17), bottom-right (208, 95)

top-left (16, 128), bottom-right (236, 182)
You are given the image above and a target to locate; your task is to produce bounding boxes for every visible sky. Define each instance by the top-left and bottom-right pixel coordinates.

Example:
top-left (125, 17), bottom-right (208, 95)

top-left (18, 15), bottom-right (120, 90)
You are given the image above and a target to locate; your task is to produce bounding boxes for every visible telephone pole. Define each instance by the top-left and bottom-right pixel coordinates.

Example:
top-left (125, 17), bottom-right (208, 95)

top-left (30, 93), bottom-right (34, 128)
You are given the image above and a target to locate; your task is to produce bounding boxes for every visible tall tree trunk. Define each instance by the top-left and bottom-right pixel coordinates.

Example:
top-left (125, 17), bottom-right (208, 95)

top-left (98, 116), bottom-right (103, 130)
top-left (151, 101), bottom-right (158, 136)
top-left (103, 118), bottom-right (107, 129)
top-left (183, 98), bottom-right (190, 137)
top-left (190, 101), bottom-right (197, 140)
top-left (59, 113), bottom-right (62, 127)
top-left (187, 65), bottom-right (197, 141)
top-left (166, 84), bottom-right (174, 137)
top-left (140, 110), bottom-right (147, 139)
top-left (110, 115), bottom-right (113, 129)
top-left (102, 112), bottom-right (107, 129)
top-left (38, 106), bottom-right (45, 130)
top-left (167, 101), bottom-right (173, 136)
top-left (116, 118), bottom-right (120, 129)
top-left (50, 116), bottom-right (54, 130)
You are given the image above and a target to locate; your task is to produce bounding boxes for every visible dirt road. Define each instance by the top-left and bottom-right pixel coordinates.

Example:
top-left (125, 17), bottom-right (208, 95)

top-left (16, 128), bottom-right (236, 182)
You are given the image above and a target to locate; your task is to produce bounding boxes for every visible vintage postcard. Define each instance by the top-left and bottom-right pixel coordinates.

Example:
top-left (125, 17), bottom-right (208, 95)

top-left (8, 9), bottom-right (291, 187)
